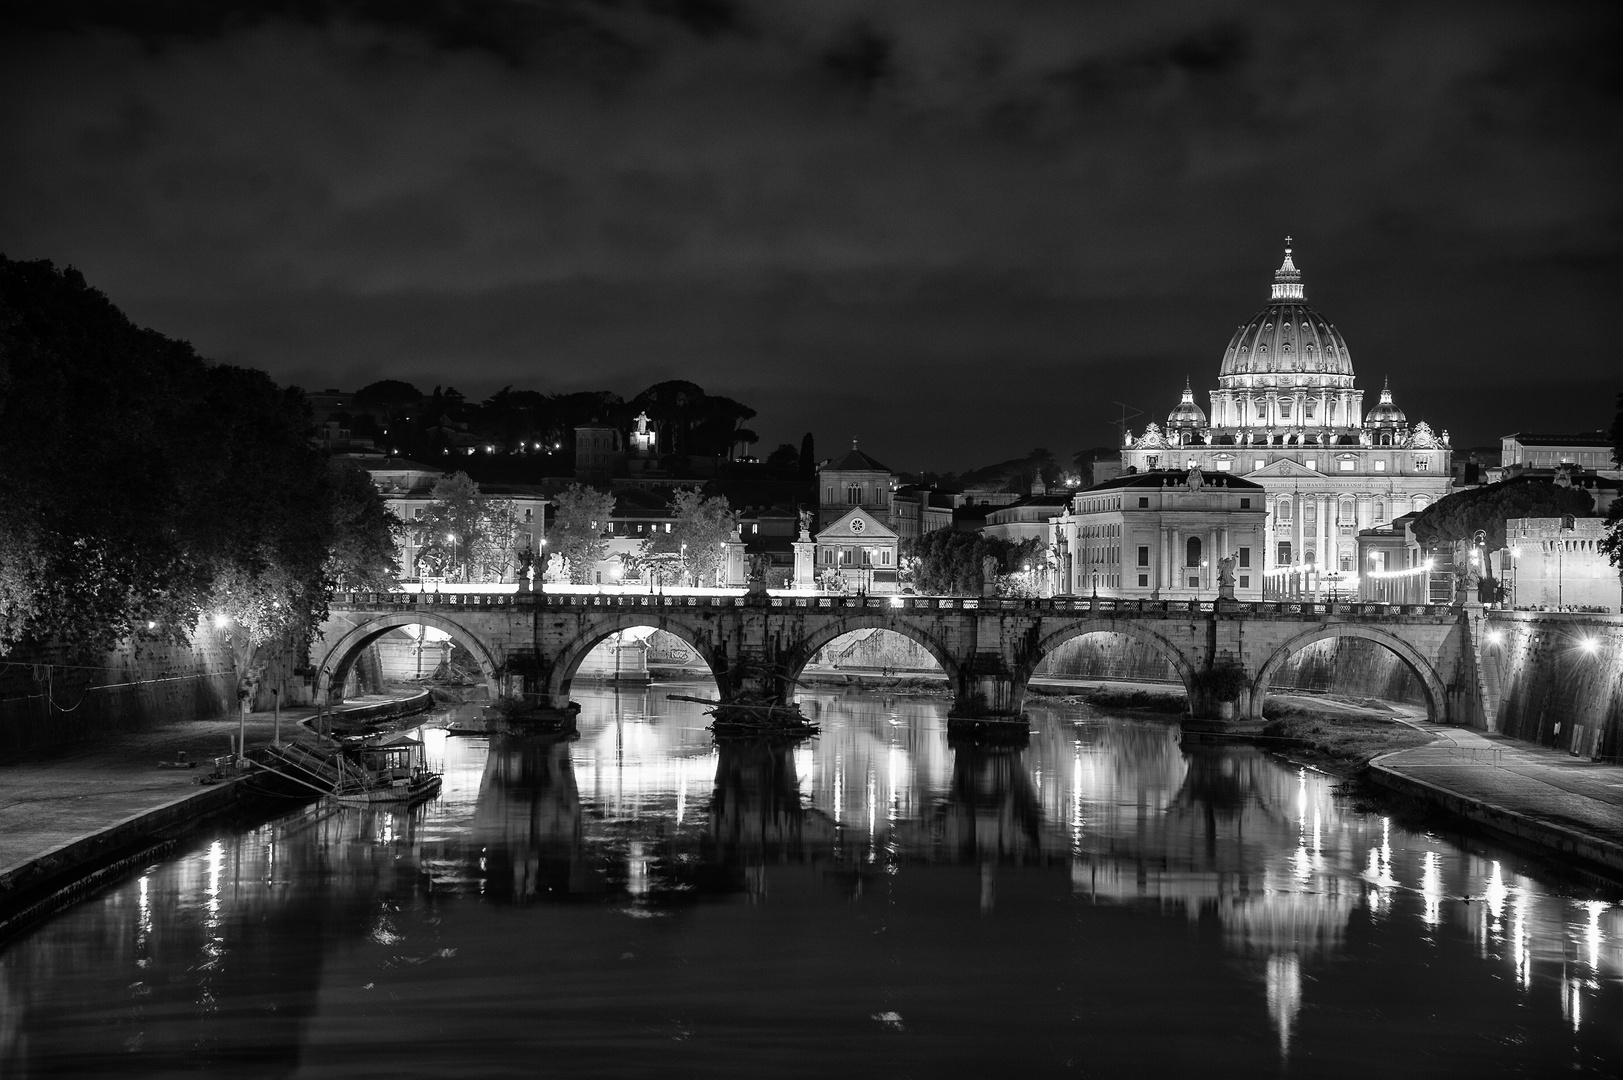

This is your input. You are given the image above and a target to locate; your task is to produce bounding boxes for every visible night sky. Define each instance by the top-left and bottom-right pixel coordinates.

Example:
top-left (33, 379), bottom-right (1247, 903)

top-left (2, 1), bottom-right (1618, 472)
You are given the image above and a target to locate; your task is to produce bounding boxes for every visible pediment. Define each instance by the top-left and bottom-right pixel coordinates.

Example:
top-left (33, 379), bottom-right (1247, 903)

top-left (816, 507), bottom-right (897, 541)
top-left (1245, 459), bottom-right (1326, 479)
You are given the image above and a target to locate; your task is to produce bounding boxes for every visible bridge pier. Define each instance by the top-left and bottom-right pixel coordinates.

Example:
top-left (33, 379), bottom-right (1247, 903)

top-left (950, 656), bottom-right (1027, 721)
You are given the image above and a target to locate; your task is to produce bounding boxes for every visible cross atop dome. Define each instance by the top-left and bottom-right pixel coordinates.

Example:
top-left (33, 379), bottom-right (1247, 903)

top-left (1271, 236), bottom-right (1303, 300)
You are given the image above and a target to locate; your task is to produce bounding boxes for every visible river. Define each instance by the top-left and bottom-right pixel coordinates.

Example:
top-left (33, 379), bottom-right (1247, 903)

top-left (1, 682), bottom-right (1620, 1077)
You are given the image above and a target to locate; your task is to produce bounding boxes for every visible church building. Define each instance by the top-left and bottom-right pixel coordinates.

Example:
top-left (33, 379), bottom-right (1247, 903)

top-left (1121, 241), bottom-right (1453, 589)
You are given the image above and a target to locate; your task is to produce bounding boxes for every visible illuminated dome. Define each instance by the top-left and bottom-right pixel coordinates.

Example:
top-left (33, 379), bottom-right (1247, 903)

top-left (1218, 242), bottom-right (1353, 381)
top-left (1364, 379), bottom-right (1407, 428)
top-left (1166, 380), bottom-right (1207, 428)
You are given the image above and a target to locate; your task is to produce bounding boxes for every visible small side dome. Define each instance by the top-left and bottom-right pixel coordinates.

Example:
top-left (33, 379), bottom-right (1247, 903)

top-left (1166, 379), bottom-right (1208, 428)
top-left (1364, 378), bottom-right (1407, 428)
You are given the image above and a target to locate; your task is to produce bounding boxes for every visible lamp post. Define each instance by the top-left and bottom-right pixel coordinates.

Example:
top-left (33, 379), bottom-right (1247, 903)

top-left (680, 542), bottom-right (688, 588)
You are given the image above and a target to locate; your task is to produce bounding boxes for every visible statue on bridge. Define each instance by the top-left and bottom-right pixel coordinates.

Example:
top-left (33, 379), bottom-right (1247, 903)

top-left (1216, 553), bottom-right (1238, 600)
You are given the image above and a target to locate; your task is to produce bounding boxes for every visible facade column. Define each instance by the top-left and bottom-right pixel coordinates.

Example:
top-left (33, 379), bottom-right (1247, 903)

top-left (1209, 527), bottom-right (1219, 593)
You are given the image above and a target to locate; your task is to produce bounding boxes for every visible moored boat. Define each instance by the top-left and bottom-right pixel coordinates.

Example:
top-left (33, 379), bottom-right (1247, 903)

top-left (332, 734), bottom-right (443, 806)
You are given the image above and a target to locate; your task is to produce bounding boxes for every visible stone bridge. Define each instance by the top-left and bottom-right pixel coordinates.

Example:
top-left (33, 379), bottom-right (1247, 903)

top-left (314, 591), bottom-right (1498, 727)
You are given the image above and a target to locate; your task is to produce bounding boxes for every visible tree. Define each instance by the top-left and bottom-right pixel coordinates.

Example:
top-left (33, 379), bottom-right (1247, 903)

top-left (547, 484), bottom-right (615, 585)
top-left (1602, 391), bottom-right (1623, 576)
top-left (902, 529), bottom-right (1040, 595)
top-left (325, 458), bottom-right (402, 591)
top-left (412, 473), bottom-right (486, 582)
top-left (0, 257), bottom-right (339, 668)
top-left (798, 432), bottom-right (816, 479)
top-left (1411, 478), bottom-right (1594, 554)
top-left (642, 489), bottom-right (735, 586)
top-left (765, 443), bottom-right (800, 477)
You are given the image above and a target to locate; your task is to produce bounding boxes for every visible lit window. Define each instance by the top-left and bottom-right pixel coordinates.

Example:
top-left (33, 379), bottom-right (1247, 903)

top-left (1304, 458), bottom-right (1317, 471)
top-left (1254, 459), bottom-right (1265, 471)
top-left (1214, 459), bottom-right (1232, 471)
top-left (1374, 460), bottom-right (1387, 472)
top-left (1339, 459), bottom-right (1355, 471)
top-left (1415, 458), bottom-right (1429, 471)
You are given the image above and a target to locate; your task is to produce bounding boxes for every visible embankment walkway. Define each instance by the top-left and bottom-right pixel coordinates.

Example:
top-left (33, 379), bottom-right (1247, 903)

top-left (1372, 723), bottom-right (1623, 878)
top-left (0, 692), bottom-right (431, 920)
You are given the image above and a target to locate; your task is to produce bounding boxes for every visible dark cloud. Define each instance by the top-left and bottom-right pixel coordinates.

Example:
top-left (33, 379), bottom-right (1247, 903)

top-left (0, 1), bottom-right (1617, 468)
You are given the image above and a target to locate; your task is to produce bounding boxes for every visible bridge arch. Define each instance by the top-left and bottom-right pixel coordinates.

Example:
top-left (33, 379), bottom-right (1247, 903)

top-left (1252, 624), bottom-right (1448, 722)
top-left (547, 613), bottom-right (723, 706)
top-left (316, 611), bottom-right (502, 702)
top-left (781, 615), bottom-right (962, 696)
top-left (1024, 621), bottom-right (1200, 711)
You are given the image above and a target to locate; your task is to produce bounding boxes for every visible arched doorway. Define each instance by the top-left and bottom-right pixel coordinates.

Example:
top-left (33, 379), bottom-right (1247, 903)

top-left (315, 612), bottom-right (503, 702)
top-left (1252, 625), bottom-right (1448, 722)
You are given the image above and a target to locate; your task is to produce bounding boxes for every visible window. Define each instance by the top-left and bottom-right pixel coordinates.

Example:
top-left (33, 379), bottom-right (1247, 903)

top-left (1338, 500), bottom-right (1355, 524)
top-left (1138, 496), bottom-right (1150, 508)
top-left (1238, 547), bottom-right (1251, 568)
top-left (1374, 500), bottom-right (1385, 521)
top-left (1147, 456), bottom-right (1159, 469)
top-left (1240, 498), bottom-right (1251, 509)
top-left (1339, 458), bottom-right (1356, 472)
top-left (1304, 458), bottom-right (1317, 471)
top-left (1374, 460), bottom-right (1387, 472)
top-left (1137, 574), bottom-right (1149, 587)
top-left (1278, 541), bottom-right (1293, 564)
top-left (1214, 458), bottom-right (1232, 472)
top-left (823, 549), bottom-right (833, 564)
top-left (1137, 545), bottom-right (1150, 567)
top-left (1304, 402), bottom-right (1316, 419)
top-left (1239, 575), bottom-right (1250, 588)
top-left (1415, 458), bottom-right (1429, 471)
top-left (881, 550), bottom-right (890, 565)
top-left (523, 508), bottom-right (534, 523)
top-left (1188, 575), bottom-right (1200, 587)
top-left (847, 484), bottom-right (862, 504)
top-left (1185, 536), bottom-right (1202, 568)
top-left (413, 508), bottom-right (425, 519)
top-left (1277, 499), bottom-right (1292, 522)
top-left (1254, 459), bottom-right (1266, 471)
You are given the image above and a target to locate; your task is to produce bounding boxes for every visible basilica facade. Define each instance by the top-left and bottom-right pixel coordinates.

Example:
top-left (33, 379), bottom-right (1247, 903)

top-left (1120, 243), bottom-right (1453, 587)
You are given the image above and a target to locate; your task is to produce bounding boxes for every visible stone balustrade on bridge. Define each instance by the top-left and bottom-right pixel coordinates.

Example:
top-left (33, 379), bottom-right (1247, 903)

top-left (314, 590), bottom-right (1482, 730)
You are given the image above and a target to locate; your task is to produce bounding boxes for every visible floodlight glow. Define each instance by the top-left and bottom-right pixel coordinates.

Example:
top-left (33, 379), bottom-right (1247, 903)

top-left (1486, 630), bottom-right (1504, 645)
top-left (889, 595), bottom-right (904, 608)
top-left (213, 614), bottom-right (229, 629)
top-left (1579, 638), bottom-right (1598, 654)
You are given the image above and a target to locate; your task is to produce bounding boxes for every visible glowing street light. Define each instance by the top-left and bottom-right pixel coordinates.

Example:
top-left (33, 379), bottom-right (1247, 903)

top-left (1579, 637), bottom-right (1598, 655)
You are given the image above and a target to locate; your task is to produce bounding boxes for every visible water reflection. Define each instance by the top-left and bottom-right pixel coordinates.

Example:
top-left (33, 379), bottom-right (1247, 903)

top-left (2, 682), bottom-right (1622, 1076)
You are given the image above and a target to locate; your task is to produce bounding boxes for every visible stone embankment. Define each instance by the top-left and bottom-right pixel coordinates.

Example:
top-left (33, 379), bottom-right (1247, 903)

top-left (1369, 724), bottom-right (1623, 879)
top-left (0, 691), bottom-right (432, 938)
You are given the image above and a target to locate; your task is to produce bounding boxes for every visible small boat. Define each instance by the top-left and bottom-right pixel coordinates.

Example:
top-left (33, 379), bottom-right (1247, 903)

top-left (331, 734), bottom-right (443, 806)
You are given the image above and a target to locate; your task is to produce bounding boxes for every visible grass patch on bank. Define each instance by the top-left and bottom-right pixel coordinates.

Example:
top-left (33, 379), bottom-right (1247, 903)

top-left (1261, 708), bottom-right (1435, 771)
top-left (1029, 684), bottom-right (1187, 714)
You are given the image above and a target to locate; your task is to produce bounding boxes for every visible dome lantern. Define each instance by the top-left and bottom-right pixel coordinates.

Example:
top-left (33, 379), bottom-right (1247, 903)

top-left (1271, 236), bottom-right (1303, 301)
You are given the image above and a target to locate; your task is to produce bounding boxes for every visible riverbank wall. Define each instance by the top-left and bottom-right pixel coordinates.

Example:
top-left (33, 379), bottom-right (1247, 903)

top-left (1480, 612), bottom-right (1623, 759)
top-left (0, 633), bottom-right (326, 756)
top-left (0, 778), bottom-right (254, 938)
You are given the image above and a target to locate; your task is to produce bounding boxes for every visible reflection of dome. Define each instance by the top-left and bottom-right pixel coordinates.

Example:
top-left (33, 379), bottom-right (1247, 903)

top-left (1364, 379), bottom-right (1406, 428)
top-left (1167, 380), bottom-right (1208, 428)
top-left (1219, 243), bottom-right (1354, 380)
